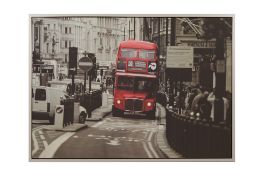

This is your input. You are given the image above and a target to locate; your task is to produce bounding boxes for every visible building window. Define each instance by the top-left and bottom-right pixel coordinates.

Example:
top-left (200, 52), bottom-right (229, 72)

top-left (46, 43), bottom-right (49, 53)
top-left (65, 41), bottom-right (68, 48)
top-left (69, 41), bottom-right (71, 47)
top-left (69, 27), bottom-right (71, 34)
top-left (65, 54), bottom-right (68, 63)
top-left (65, 27), bottom-right (68, 34)
top-left (100, 38), bottom-right (103, 45)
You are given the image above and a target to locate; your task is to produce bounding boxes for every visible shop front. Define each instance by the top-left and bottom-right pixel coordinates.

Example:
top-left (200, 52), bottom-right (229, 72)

top-left (177, 36), bottom-right (216, 89)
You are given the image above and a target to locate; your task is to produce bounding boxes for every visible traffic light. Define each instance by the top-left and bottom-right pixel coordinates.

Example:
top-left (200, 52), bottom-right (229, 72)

top-left (69, 47), bottom-right (78, 75)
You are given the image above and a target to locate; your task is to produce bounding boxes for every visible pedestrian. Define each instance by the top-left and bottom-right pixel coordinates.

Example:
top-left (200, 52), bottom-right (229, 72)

top-left (198, 90), bottom-right (212, 120)
top-left (225, 91), bottom-right (232, 127)
top-left (191, 86), bottom-right (204, 113)
top-left (186, 88), bottom-right (198, 110)
top-left (207, 88), bottom-right (230, 122)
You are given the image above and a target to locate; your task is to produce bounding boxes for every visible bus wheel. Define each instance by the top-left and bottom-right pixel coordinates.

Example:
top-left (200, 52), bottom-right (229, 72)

top-left (147, 110), bottom-right (156, 120)
top-left (112, 105), bottom-right (123, 117)
top-left (79, 112), bottom-right (87, 124)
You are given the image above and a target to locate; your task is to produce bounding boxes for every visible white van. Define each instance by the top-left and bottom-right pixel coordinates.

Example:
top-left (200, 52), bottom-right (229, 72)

top-left (32, 86), bottom-right (87, 124)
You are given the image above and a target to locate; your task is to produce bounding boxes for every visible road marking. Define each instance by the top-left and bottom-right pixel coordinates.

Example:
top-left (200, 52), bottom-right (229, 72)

top-left (92, 120), bottom-right (107, 128)
top-left (39, 134), bottom-right (45, 140)
top-left (146, 131), bottom-right (159, 158)
top-left (32, 126), bottom-right (46, 156)
top-left (142, 142), bottom-right (153, 158)
top-left (43, 140), bottom-right (48, 148)
top-left (106, 138), bottom-right (120, 146)
top-left (39, 132), bottom-right (75, 158)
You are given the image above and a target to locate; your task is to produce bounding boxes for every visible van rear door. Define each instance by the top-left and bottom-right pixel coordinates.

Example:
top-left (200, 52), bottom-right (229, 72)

top-left (33, 88), bottom-right (48, 112)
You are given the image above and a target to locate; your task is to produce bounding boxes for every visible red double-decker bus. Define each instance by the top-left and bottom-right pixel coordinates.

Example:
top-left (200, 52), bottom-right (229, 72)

top-left (112, 40), bottom-right (159, 118)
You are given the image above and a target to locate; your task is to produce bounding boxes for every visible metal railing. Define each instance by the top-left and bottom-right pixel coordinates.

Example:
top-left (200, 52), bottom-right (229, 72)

top-left (166, 108), bottom-right (232, 158)
top-left (80, 90), bottom-right (102, 115)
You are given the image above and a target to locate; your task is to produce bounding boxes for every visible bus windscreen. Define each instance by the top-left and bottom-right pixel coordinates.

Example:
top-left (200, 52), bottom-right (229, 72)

top-left (117, 76), bottom-right (156, 92)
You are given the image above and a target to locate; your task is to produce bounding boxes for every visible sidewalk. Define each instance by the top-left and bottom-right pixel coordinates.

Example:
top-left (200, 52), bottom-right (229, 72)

top-left (86, 93), bottom-right (113, 121)
top-left (155, 103), bottom-right (183, 159)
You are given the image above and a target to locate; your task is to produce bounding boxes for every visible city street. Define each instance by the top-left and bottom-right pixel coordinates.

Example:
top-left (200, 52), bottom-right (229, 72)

top-left (54, 115), bottom-right (166, 159)
top-left (32, 113), bottom-right (167, 159)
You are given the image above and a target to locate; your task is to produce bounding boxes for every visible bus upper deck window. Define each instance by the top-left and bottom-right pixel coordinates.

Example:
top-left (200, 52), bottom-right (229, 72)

top-left (139, 50), bottom-right (155, 59)
top-left (121, 48), bottom-right (137, 58)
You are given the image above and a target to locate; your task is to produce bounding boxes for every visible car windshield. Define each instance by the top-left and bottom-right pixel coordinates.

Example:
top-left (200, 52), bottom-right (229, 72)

top-left (117, 76), bottom-right (157, 93)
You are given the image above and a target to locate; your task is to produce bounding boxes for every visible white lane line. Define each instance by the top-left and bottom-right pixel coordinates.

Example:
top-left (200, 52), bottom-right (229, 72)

top-left (32, 125), bottom-right (45, 131)
top-left (147, 131), bottom-right (159, 158)
top-left (39, 132), bottom-right (75, 158)
top-left (43, 140), bottom-right (48, 148)
top-left (92, 120), bottom-right (107, 128)
top-left (31, 126), bottom-right (46, 156)
top-left (39, 134), bottom-right (45, 140)
top-left (32, 129), bottom-right (40, 156)
top-left (142, 142), bottom-right (153, 158)
top-left (38, 130), bottom-right (43, 135)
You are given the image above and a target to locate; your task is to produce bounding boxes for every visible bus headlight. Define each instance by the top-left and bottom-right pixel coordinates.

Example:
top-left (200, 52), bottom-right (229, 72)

top-left (147, 102), bottom-right (152, 107)
top-left (116, 99), bottom-right (121, 104)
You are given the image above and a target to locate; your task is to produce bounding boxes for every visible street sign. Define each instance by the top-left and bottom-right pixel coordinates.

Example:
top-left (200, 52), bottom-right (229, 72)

top-left (78, 57), bottom-right (93, 72)
top-left (166, 46), bottom-right (193, 68)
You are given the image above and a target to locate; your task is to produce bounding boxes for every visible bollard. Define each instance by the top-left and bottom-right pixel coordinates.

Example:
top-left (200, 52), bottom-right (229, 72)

top-left (54, 105), bottom-right (64, 130)
top-left (102, 92), bottom-right (108, 107)
top-left (73, 102), bottom-right (80, 123)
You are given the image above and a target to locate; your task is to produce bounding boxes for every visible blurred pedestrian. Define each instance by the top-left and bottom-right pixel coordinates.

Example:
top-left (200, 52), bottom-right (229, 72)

top-left (225, 91), bottom-right (232, 127)
top-left (191, 86), bottom-right (204, 112)
top-left (207, 88), bottom-right (229, 122)
top-left (198, 90), bottom-right (212, 120)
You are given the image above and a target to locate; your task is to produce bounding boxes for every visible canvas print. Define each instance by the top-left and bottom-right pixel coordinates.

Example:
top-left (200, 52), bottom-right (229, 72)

top-left (30, 15), bottom-right (233, 160)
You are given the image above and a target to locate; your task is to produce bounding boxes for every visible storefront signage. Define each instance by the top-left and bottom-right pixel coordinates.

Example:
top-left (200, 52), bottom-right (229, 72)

top-left (166, 46), bottom-right (193, 68)
top-left (181, 40), bottom-right (216, 48)
top-left (32, 64), bottom-right (54, 73)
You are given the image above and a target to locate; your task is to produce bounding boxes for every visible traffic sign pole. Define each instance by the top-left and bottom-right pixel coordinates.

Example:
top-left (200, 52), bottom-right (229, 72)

top-left (84, 71), bottom-right (86, 93)
top-left (89, 72), bottom-right (91, 93)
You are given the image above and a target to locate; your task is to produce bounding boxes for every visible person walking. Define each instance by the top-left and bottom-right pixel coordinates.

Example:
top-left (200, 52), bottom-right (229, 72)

top-left (207, 88), bottom-right (229, 122)
top-left (191, 86), bottom-right (204, 113)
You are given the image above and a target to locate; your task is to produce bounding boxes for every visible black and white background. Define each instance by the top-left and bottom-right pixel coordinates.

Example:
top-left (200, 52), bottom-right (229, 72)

top-left (0, 0), bottom-right (261, 175)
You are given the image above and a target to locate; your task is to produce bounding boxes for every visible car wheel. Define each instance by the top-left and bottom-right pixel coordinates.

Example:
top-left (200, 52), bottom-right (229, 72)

top-left (79, 112), bottom-right (87, 124)
top-left (147, 110), bottom-right (156, 120)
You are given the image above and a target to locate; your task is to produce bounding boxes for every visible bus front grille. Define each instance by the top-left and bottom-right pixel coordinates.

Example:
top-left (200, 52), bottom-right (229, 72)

top-left (125, 99), bottom-right (133, 111)
top-left (125, 99), bottom-right (143, 111)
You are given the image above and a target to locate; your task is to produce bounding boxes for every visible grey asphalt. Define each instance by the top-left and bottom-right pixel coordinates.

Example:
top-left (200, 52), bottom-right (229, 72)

top-left (53, 115), bottom-right (167, 159)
